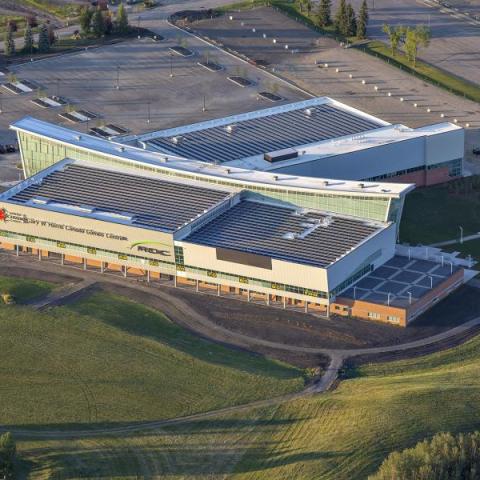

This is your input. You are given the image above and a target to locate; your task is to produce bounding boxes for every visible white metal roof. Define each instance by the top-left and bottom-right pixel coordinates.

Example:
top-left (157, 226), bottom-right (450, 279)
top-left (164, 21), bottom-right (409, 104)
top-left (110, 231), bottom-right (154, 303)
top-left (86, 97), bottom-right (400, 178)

top-left (11, 116), bottom-right (413, 197)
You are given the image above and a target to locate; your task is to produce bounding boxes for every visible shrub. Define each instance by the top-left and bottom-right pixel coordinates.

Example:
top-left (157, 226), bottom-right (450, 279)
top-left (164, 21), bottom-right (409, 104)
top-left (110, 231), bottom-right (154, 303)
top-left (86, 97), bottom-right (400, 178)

top-left (370, 431), bottom-right (480, 480)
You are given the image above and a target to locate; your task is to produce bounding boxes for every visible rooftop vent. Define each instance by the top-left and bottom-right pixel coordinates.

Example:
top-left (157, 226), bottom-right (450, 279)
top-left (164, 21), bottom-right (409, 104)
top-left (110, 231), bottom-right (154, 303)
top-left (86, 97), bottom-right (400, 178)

top-left (226, 168), bottom-right (231, 174)
top-left (225, 124), bottom-right (236, 134)
top-left (75, 135), bottom-right (82, 141)
top-left (264, 148), bottom-right (298, 163)
top-left (323, 180), bottom-right (329, 186)
top-left (273, 175), bottom-right (279, 182)
top-left (283, 232), bottom-right (296, 240)
top-left (162, 156), bottom-right (169, 163)
top-left (117, 146), bottom-right (125, 152)
top-left (358, 183), bottom-right (365, 188)
top-left (171, 136), bottom-right (183, 145)
top-left (304, 108), bottom-right (313, 116)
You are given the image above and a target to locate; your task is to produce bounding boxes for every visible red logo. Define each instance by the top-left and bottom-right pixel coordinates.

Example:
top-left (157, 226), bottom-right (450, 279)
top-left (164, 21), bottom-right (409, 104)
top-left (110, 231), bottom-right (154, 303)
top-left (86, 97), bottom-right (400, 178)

top-left (0, 209), bottom-right (6, 222)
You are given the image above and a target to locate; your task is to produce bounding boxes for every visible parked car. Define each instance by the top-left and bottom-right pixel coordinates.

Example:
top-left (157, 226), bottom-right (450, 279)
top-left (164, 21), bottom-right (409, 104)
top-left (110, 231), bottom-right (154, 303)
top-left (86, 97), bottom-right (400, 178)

top-left (473, 147), bottom-right (480, 155)
top-left (5, 144), bottom-right (16, 153)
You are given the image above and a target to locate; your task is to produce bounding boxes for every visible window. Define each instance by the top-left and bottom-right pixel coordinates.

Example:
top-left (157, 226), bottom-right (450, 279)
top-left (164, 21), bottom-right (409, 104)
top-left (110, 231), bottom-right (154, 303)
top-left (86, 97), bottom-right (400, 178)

top-left (387, 315), bottom-right (400, 323)
top-left (174, 246), bottom-right (184, 265)
top-left (368, 312), bottom-right (381, 319)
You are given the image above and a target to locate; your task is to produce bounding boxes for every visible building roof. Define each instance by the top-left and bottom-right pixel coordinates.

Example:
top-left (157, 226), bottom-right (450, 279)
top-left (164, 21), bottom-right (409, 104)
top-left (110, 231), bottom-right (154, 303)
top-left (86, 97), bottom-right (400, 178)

top-left (142, 98), bottom-right (386, 163)
top-left (338, 255), bottom-right (462, 307)
top-left (10, 116), bottom-right (414, 198)
top-left (185, 199), bottom-right (386, 268)
top-left (2, 160), bottom-right (234, 233)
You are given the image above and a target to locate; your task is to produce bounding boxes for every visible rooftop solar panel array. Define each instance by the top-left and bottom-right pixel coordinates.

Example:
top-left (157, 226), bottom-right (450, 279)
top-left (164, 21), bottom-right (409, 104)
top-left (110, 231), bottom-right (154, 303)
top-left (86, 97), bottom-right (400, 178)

top-left (9, 164), bottom-right (230, 232)
top-left (146, 104), bottom-right (383, 163)
top-left (186, 200), bottom-right (381, 268)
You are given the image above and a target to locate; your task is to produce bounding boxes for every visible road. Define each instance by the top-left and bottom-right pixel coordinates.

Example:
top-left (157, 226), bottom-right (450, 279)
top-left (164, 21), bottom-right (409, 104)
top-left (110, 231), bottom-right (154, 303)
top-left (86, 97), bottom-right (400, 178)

top-left (1, 251), bottom-right (479, 439)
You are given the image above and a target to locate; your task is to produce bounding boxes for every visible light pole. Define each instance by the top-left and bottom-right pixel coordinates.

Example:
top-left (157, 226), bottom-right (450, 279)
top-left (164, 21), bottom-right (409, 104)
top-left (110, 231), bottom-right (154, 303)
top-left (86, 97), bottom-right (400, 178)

top-left (459, 226), bottom-right (464, 244)
top-left (407, 291), bottom-right (412, 305)
top-left (116, 65), bottom-right (120, 90)
top-left (202, 95), bottom-right (206, 112)
top-left (147, 102), bottom-right (151, 124)
top-left (169, 53), bottom-right (174, 78)
top-left (353, 285), bottom-right (357, 299)
top-left (0, 92), bottom-right (3, 114)
top-left (387, 292), bottom-right (391, 306)
top-left (429, 276), bottom-right (433, 288)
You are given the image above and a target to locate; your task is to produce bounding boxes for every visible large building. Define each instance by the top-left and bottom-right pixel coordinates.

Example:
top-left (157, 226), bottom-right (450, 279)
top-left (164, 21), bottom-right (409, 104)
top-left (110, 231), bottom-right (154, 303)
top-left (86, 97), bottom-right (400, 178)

top-left (130, 97), bottom-right (465, 187)
top-left (0, 158), bottom-right (463, 326)
top-left (2, 96), bottom-right (466, 326)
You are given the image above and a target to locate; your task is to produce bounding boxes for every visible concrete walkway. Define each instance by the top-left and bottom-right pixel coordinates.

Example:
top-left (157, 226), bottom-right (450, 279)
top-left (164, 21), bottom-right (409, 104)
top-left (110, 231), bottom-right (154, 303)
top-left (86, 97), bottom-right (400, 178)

top-left (429, 233), bottom-right (480, 248)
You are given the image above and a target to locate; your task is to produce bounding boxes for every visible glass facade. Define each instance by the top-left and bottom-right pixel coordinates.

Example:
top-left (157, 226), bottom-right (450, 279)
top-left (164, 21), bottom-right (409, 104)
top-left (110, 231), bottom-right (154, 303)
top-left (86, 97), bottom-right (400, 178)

top-left (18, 132), bottom-right (400, 223)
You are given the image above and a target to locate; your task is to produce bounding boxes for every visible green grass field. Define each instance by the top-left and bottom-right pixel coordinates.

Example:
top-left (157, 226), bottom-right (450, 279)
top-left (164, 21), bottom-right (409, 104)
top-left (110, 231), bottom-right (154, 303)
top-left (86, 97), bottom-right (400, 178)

top-left (0, 291), bottom-right (304, 430)
top-left (400, 178), bottom-right (480, 246)
top-left (0, 275), bottom-right (53, 304)
top-left (15, 331), bottom-right (480, 478)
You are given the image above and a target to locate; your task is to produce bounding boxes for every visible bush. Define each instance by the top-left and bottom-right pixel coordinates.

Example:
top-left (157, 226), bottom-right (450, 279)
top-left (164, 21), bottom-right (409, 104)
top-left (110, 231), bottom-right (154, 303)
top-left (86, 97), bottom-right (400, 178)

top-left (370, 431), bottom-right (480, 480)
top-left (0, 432), bottom-right (16, 478)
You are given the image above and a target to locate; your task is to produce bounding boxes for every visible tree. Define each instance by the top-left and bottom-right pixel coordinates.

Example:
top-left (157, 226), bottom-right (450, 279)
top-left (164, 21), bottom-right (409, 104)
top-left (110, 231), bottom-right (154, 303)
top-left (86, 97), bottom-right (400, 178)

top-left (116, 3), bottom-right (129, 34)
top-left (403, 24), bottom-right (431, 67)
top-left (346, 4), bottom-right (356, 37)
top-left (370, 431), bottom-right (480, 480)
top-left (22, 23), bottom-right (34, 54)
top-left (317, 0), bottom-right (332, 27)
top-left (4, 26), bottom-right (15, 57)
top-left (91, 9), bottom-right (106, 38)
top-left (382, 23), bottom-right (405, 57)
top-left (334, 0), bottom-right (348, 36)
top-left (0, 432), bottom-right (16, 477)
top-left (37, 23), bottom-right (50, 53)
top-left (357, 0), bottom-right (369, 39)
top-left (47, 23), bottom-right (56, 46)
top-left (79, 7), bottom-right (93, 35)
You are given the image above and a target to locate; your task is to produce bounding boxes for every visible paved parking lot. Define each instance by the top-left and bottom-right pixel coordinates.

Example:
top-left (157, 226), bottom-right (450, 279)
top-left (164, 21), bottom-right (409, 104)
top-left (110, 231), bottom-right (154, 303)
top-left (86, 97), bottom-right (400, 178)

top-left (191, 6), bottom-right (480, 171)
top-left (336, 0), bottom-right (480, 88)
top-left (4, 35), bottom-right (304, 141)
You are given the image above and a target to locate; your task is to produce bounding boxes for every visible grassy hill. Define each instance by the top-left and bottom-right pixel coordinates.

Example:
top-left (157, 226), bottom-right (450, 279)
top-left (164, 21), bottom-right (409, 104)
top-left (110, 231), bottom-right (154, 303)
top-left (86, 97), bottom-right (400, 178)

top-left (0, 275), bottom-right (53, 304)
top-left (0, 291), bottom-right (304, 430)
top-left (16, 328), bottom-right (480, 478)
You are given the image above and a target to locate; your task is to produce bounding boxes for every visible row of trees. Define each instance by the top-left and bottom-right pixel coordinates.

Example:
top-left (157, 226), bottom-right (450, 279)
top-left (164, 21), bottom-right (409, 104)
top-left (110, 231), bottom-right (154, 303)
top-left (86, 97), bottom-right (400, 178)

top-left (0, 432), bottom-right (16, 479)
top-left (382, 23), bottom-right (431, 66)
top-left (5, 22), bottom-right (54, 57)
top-left (316, 0), bottom-right (369, 39)
top-left (79, 3), bottom-right (129, 38)
top-left (371, 431), bottom-right (480, 479)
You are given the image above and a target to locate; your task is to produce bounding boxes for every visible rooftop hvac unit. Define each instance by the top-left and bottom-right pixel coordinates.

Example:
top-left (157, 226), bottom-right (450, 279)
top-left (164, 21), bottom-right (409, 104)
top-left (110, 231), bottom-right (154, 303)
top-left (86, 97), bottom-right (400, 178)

top-left (264, 148), bottom-right (298, 163)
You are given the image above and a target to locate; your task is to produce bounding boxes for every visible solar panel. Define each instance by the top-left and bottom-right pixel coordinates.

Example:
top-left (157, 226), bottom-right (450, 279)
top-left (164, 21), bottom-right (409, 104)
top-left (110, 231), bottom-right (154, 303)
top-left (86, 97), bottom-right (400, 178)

top-left (186, 200), bottom-right (381, 268)
top-left (10, 164), bottom-right (231, 232)
top-left (146, 104), bottom-right (382, 163)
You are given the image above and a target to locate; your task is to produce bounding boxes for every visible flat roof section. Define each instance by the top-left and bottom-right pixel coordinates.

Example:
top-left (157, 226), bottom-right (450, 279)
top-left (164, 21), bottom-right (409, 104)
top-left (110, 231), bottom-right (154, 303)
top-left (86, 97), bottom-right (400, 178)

top-left (145, 100), bottom-right (385, 163)
top-left (6, 162), bottom-right (233, 232)
top-left (339, 255), bottom-right (462, 308)
top-left (11, 116), bottom-right (413, 197)
top-left (185, 200), bottom-right (384, 268)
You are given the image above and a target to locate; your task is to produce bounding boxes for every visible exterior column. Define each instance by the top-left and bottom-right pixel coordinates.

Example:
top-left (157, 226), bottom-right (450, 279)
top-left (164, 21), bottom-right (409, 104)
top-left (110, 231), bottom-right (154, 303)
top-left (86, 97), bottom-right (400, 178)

top-left (283, 296), bottom-right (287, 309)
top-left (326, 304), bottom-right (330, 318)
top-left (247, 290), bottom-right (251, 302)
top-left (61, 253), bottom-right (64, 265)
top-left (83, 258), bottom-right (87, 270)
top-left (15, 244), bottom-right (19, 256)
top-left (38, 249), bottom-right (41, 261)
top-left (217, 284), bottom-right (220, 296)
top-left (174, 275), bottom-right (177, 287)
top-left (100, 261), bottom-right (104, 273)
top-left (266, 293), bottom-right (270, 306)
top-left (305, 301), bottom-right (308, 313)
top-left (147, 270), bottom-right (150, 283)
top-left (196, 279), bottom-right (199, 292)
top-left (123, 265), bottom-right (127, 278)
